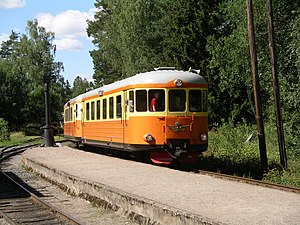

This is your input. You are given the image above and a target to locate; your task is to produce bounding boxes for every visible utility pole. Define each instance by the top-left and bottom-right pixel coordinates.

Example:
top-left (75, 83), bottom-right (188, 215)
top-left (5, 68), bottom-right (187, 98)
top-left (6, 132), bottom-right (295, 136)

top-left (266, 0), bottom-right (287, 169)
top-left (43, 71), bottom-right (55, 147)
top-left (246, 0), bottom-right (268, 171)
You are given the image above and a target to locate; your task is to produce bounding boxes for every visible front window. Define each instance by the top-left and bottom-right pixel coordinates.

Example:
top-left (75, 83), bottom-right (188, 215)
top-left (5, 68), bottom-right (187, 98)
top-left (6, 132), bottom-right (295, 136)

top-left (189, 90), bottom-right (202, 112)
top-left (149, 89), bottom-right (165, 112)
top-left (136, 90), bottom-right (147, 112)
top-left (169, 90), bottom-right (186, 112)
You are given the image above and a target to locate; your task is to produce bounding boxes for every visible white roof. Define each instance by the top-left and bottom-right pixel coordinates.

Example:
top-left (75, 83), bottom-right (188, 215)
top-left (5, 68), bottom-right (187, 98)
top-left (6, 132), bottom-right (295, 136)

top-left (66, 70), bottom-right (206, 105)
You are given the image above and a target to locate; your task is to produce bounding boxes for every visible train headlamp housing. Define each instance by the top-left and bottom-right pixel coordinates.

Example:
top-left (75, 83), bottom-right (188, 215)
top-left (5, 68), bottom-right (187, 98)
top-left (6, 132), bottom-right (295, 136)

top-left (174, 79), bottom-right (183, 87)
top-left (143, 134), bottom-right (153, 142)
top-left (200, 134), bottom-right (207, 141)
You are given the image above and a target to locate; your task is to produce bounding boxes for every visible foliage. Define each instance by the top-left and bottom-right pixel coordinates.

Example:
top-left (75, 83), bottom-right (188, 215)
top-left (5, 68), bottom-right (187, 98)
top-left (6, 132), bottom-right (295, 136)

top-left (0, 19), bottom-right (70, 130)
top-left (201, 121), bottom-right (300, 187)
top-left (0, 60), bottom-right (27, 129)
top-left (87, 0), bottom-right (217, 85)
top-left (87, 0), bottom-right (300, 134)
top-left (72, 76), bottom-right (94, 98)
top-left (0, 118), bottom-right (9, 142)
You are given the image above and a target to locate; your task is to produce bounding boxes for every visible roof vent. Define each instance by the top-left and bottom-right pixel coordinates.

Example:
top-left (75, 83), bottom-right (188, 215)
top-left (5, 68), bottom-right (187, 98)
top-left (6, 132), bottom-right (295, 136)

top-left (154, 67), bottom-right (175, 71)
top-left (188, 67), bottom-right (200, 74)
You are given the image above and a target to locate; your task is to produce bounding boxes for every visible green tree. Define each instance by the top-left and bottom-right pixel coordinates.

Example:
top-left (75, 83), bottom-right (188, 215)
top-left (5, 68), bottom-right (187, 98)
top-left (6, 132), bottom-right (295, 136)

top-left (0, 19), bottom-right (67, 130)
top-left (0, 31), bottom-right (19, 60)
top-left (72, 76), bottom-right (94, 98)
top-left (0, 118), bottom-right (9, 141)
top-left (87, 0), bottom-right (217, 84)
top-left (0, 60), bottom-right (27, 129)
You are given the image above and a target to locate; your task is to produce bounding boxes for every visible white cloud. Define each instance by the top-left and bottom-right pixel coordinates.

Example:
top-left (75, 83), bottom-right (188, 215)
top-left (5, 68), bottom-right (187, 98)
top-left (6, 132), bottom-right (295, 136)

top-left (54, 38), bottom-right (83, 51)
top-left (0, 33), bottom-right (9, 45)
top-left (36, 9), bottom-right (95, 51)
top-left (0, 0), bottom-right (26, 9)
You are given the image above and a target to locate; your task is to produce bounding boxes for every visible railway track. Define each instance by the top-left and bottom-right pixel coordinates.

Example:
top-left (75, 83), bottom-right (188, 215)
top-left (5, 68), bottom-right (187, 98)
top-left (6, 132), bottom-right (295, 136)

top-left (194, 169), bottom-right (300, 194)
top-left (0, 171), bottom-right (82, 225)
top-left (0, 143), bottom-right (40, 164)
top-left (0, 142), bottom-right (84, 225)
top-left (0, 139), bottom-right (69, 164)
top-left (0, 170), bottom-right (83, 225)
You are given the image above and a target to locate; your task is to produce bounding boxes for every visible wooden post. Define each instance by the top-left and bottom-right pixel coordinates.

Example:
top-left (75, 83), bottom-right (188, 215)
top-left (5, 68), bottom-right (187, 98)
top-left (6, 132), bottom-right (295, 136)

top-left (246, 0), bottom-right (268, 171)
top-left (266, 0), bottom-right (287, 169)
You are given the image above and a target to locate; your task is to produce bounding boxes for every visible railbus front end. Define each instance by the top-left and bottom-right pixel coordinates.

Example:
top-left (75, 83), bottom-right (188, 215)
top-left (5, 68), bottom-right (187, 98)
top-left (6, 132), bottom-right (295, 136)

top-left (127, 86), bottom-right (208, 164)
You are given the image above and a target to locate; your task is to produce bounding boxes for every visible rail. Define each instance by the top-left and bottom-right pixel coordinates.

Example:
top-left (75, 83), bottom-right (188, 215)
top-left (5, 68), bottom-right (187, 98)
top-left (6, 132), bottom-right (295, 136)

top-left (0, 169), bottom-right (84, 225)
top-left (0, 143), bottom-right (40, 163)
top-left (194, 169), bottom-right (300, 194)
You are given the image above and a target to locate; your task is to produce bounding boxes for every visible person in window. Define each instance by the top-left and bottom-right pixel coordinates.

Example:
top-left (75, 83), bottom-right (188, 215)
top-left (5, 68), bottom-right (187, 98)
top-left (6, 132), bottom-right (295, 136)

top-left (150, 92), bottom-right (160, 112)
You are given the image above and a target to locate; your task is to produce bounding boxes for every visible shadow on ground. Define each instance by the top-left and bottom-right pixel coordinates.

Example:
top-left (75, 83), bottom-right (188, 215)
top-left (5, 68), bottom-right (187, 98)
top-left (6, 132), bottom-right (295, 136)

top-left (180, 155), bottom-right (282, 180)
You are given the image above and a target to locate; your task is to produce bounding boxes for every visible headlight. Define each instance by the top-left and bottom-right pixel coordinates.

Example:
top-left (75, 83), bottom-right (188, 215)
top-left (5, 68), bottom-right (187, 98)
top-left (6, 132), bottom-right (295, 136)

top-left (200, 134), bottom-right (207, 141)
top-left (174, 79), bottom-right (183, 87)
top-left (143, 134), bottom-right (153, 142)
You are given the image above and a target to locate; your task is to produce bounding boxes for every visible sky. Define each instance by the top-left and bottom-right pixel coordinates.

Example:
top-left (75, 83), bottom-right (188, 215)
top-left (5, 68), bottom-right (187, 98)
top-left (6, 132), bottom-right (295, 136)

top-left (0, 0), bottom-right (96, 85)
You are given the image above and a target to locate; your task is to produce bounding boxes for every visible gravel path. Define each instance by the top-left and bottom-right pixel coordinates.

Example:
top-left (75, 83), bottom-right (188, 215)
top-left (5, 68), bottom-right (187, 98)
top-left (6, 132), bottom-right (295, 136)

top-left (0, 155), bottom-right (137, 225)
top-left (21, 146), bottom-right (300, 225)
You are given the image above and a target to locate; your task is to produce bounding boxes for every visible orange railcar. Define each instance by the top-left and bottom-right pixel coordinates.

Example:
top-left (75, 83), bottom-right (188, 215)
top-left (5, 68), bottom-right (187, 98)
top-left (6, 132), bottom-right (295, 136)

top-left (64, 68), bottom-right (208, 164)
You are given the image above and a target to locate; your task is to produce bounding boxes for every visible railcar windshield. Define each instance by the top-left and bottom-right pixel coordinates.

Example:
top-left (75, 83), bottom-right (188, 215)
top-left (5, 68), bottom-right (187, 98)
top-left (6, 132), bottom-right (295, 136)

top-left (149, 89), bottom-right (165, 112)
top-left (136, 90), bottom-right (147, 112)
top-left (169, 90), bottom-right (186, 112)
top-left (189, 90), bottom-right (202, 112)
top-left (135, 89), bottom-right (165, 112)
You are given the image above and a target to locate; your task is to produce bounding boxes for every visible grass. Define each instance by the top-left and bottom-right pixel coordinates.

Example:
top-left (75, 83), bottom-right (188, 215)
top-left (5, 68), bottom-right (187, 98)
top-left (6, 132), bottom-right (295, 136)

top-left (197, 121), bottom-right (300, 188)
top-left (0, 132), bottom-right (42, 147)
top-left (0, 131), bottom-right (68, 148)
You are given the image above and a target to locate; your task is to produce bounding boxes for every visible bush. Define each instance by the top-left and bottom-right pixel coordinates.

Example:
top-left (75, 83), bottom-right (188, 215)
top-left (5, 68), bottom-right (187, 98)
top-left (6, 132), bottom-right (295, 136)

top-left (200, 120), bottom-right (300, 187)
top-left (0, 118), bottom-right (10, 141)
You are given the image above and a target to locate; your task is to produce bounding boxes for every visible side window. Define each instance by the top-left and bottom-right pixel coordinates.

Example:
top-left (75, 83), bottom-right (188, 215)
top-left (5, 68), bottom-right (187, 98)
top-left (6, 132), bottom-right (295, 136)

top-left (91, 101), bottom-right (95, 120)
top-left (189, 90), bottom-right (202, 112)
top-left (70, 106), bottom-right (73, 121)
top-left (202, 90), bottom-right (208, 112)
top-left (116, 95), bottom-right (122, 118)
top-left (129, 90), bottom-right (134, 112)
top-left (169, 90), bottom-right (186, 112)
top-left (103, 99), bottom-right (107, 119)
top-left (149, 89), bottom-right (165, 112)
top-left (86, 103), bottom-right (90, 120)
top-left (136, 90), bottom-right (147, 112)
top-left (75, 104), bottom-right (78, 118)
top-left (109, 97), bottom-right (114, 119)
top-left (96, 100), bottom-right (101, 120)
top-left (64, 109), bottom-right (68, 122)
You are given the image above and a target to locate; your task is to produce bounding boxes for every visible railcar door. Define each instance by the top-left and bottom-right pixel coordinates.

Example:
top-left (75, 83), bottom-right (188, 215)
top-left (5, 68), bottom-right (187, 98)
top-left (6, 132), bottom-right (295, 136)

top-left (74, 103), bottom-right (83, 139)
top-left (122, 90), bottom-right (133, 147)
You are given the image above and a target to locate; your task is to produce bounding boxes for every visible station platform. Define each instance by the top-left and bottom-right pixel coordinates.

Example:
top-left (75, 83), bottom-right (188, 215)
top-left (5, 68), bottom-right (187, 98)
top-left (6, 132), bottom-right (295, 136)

top-left (21, 146), bottom-right (300, 225)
